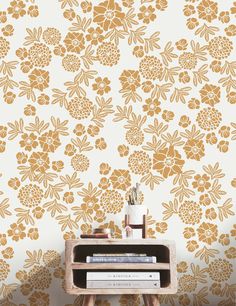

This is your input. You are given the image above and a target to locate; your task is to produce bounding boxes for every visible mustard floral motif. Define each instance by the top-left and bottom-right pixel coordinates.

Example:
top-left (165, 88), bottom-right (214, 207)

top-left (0, 0), bottom-right (235, 305)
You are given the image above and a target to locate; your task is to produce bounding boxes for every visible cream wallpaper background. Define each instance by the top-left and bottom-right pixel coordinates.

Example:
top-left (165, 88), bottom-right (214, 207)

top-left (0, 0), bottom-right (236, 305)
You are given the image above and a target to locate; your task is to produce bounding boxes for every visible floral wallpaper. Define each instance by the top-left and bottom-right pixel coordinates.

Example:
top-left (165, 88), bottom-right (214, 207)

top-left (0, 0), bottom-right (236, 305)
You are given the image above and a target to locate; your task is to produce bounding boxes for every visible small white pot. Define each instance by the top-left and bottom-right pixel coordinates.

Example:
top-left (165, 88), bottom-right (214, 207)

top-left (126, 205), bottom-right (147, 224)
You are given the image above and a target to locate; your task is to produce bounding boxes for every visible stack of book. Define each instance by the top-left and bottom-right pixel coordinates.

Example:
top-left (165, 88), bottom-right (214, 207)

top-left (80, 228), bottom-right (111, 239)
top-left (86, 253), bottom-right (160, 289)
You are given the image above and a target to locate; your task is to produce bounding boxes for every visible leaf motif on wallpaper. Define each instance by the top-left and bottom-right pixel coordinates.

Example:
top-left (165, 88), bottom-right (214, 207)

top-left (64, 74), bottom-right (86, 97)
top-left (220, 61), bottom-right (236, 77)
top-left (77, 182), bottom-right (102, 198)
top-left (140, 172), bottom-right (164, 190)
top-left (124, 113), bottom-right (147, 130)
top-left (25, 116), bottom-right (49, 135)
top-left (190, 263), bottom-right (208, 284)
top-left (162, 131), bottom-right (185, 146)
top-left (105, 28), bottom-right (128, 45)
top-left (72, 206), bottom-right (93, 223)
top-left (81, 45), bottom-right (97, 69)
top-left (56, 214), bottom-right (78, 231)
top-left (0, 283), bottom-right (18, 299)
top-left (35, 172), bottom-right (57, 188)
top-left (151, 83), bottom-right (172, 100)
top-left (230, 122), bottom-right (236, 140)
top-left (17, 165), bottom-right (35, 182)
top-left (218, 198), bottom-right (235, 222)
top-left (219, 75), bottom-right (236, 93)
top-left (128, 26), bottom-right (146, 45)
top-left (194, 23), bottom-right (219, 42)
top-left (7, 119), bottom-right (24, 140)
top-left (71, 135), bottom-right (93, 152)
top-left (221, 283), bottom-right (236, 300)
top-left (0, 75), bottom-right (18, 93)
top-left (119, 87), bottom-right (142, 104)
top-left (43, 200), bottom-right (67, 217)
top-left (60, 172), bottom-right (84, 190)
top-left (69, 15), bottom-right (92, 32)
top-left (144, 119), bottom-right (168, 136)
top-left (171, 185), bottom-right (195, 202)
top-left (208, 179), bottom-right (226, 204)
top-left (122, 8), bottom-right (138, 31)
top-left (44, 183), bottom-right (65, 200)
top-left (15, 208), bottom-right (34, 225)
top-left (59, 0), bottom-right (79, 9)
top-left (173, 170), bottom-right (195, 187)
top-left (170, 87), bottom-right (191, 103)
top-left (193, 286), bottom-right (209, 306)
top-left (195, 246), bottom-right (219, 264)
top-left (0, 61), bottom-right (18, 77)
top-left (0, 198), bottom-right (11, 218)
top-left (19, 81), bottom-right (36, 102)
top-left (52, 89), bottom-right (68, 108)
top-left (24, 250), bottom-right (42, 268)
top-left (23, 27), bottom-right (42, 46)
top-left (190, 41), bottom-right (208, 61)
top-left (160, 67), bottom-right (180, 83)
top-left (113, 105), bottom-right (133, 122)
top-left (51, 117), bottom-right (69, 136)
top-left (160, 42), bottom-right (177, 66)
top-left (193, 65), bottom-right (209, 87)
top-left (142, 136), bottom-right (165, 153)
top-left (202, 162), bottom-right (225, 180)
top-left (162, 199), bottom-right (178, 220)
top-left (144, 31), bottom-right (160, 53)
top-left (91, 97), bottom-right (114, 128)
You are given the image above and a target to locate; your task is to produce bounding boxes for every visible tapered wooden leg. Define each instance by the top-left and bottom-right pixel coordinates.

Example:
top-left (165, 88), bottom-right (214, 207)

top-left (82, 295), bottom-right (96, 306)
top-left (143, 294), bottom-right (160, 306)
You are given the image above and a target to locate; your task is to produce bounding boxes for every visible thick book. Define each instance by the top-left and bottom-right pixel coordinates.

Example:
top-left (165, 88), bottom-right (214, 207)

top-left (80, 234), bottom-right (109, 239)
top-left (87, 272), bottom-right (160, 281)
top-left (86, 280), bottom-right (160, 289)
top-left (93, 253), bottom-right (147, 257)
top-left (86, 256), bottom-right (156, 263)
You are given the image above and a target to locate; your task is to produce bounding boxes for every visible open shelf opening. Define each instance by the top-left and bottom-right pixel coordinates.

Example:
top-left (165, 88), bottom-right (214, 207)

top-left (73, 244), bottom-right (170, 263)
top-left (72, 269), bottom-right (171, 289)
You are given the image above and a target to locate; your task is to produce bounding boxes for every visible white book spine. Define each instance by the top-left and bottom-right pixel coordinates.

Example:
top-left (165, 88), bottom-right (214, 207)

top-left (87, 272), bottom-right (160, 281)
top-left (86, 256), bottom-right (156, 263)
top-left (87, 280), bottom-right (161, 289)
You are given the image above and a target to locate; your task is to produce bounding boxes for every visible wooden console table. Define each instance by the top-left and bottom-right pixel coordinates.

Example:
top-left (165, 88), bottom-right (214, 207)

top-left (65, 239), bottom-right (177, 306)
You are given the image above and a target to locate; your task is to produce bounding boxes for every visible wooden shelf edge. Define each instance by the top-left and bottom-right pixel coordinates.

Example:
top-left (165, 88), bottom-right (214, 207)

top-left (65, 287), bottom-right (178, 295)
top-left (70, 262), bottom-right (170, 270)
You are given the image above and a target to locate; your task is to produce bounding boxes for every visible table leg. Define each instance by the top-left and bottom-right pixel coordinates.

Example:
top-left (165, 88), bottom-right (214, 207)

top-left (82, 295), bottom-right (96, 306)
top-left (143, 294), bottom-right (160, 306)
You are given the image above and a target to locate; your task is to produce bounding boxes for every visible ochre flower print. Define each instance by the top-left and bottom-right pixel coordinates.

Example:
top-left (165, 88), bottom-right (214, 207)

top-left (28, 43), bottom-right (51, 67)
top-left (179, 201), bottom-right (202, 225)
top-left (179, 274), bottom-right (197, 292)
top-left (43, 28), bottom-right (61, 45)
top-left (18, 184), bottom-right (43, 207)
top-left (0, 37), bottom-right (10, 58)
top-left (138, 5), bottom-right (156, 24)
top-left (110, 169), bottom-right (131, 191)
top-left (153, 146), bottom-right (185, 178)
top-left (62, 54), bottom-right (81, 72)
top-left (92, 77), bottom-right (111, 95)
top-left (197, 222), bottom-right (218, 244)
top-left (97, 42), bottom-right (120, 66)
top-left (100, 190), bottom-right (124, 213)
top-left (208, 259), bottom-right (233, 281)
top-left (71, 154), bottom-right (89, 172)
top-left (19, 133), bottom-right (38, 151)
top-left (0, 259), bottom-right (10, 281)
top-left (64, 32), bottom-right (85, 53)
top-left (125, 128), bottom-right (144, 146)
top-left (28, 152), bottom-right (50, 173)
top-left (39, 130), bottom-right (61, 152)
top-left (183, 139), bottom-right (205, 161)
top-left (197, 0), bottom-right (218, 22)
top-left (208, 36), bottom-right (233, 59)
top-left (93, 0), bottom-right (125, 31)
top-left (7, 223), bottom-right (26, 241)
top-left (28, 291), bottom-right (50, 306)
top-left (119, 70), bottom-right (141, 91)
top-left (139, 55), bottom-right (163, 80)
top-left (7, 0), bottom-right (26, 19)
top-left (199, 84), bottom-right (220, 106)
top-left (196, 107), bottom-right (222, 131)
top-left (28, 266), bottom-right (52, 289)
top-left (179, 52), bottom-right (197, 70)
top-left (29, 68), bottom-right (49, 91)
top-left (192, 174), bottom-right (211, 192)
top-left (143, 98), bottom-right (161, 116)
top-left (85, 27), bottom-right (104, 45)
top-left (68, 96), bottom-right (93, 119)
top-left (128, 151), bottom-right (151, 175)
